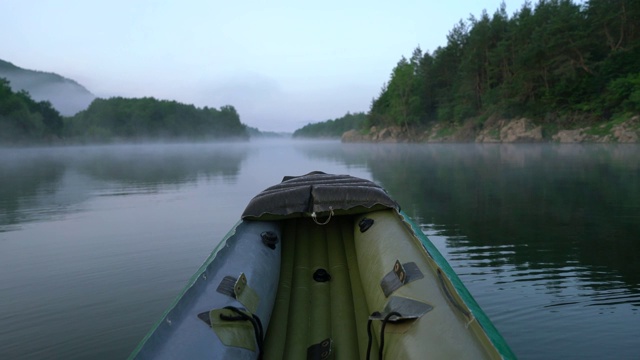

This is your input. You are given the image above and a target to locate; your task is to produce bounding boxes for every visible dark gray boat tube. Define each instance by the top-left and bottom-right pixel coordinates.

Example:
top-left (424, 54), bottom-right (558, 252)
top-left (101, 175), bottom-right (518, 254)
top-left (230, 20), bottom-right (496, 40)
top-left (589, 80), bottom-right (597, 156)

top-left (130, 220), bottom-right (282, 359)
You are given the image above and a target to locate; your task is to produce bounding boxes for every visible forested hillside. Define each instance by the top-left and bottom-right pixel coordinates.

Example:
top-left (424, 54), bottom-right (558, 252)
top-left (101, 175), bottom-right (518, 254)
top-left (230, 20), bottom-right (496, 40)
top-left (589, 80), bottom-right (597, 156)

top-left (65, 97), bottom-right (248, 141)
top-left (293, 112), bottom-right (366, 138)
top-left (0, 78), bottom-right (63, 143)
top-left (368, 0), bottom-right (640, 130)
top-left (1, 78), bottom-right (248, 144)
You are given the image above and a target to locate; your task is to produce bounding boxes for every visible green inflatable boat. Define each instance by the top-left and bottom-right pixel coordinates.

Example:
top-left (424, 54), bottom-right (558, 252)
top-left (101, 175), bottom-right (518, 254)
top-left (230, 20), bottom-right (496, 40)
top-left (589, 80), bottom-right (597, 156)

top-left (130, 172), bottom-right (515, 359)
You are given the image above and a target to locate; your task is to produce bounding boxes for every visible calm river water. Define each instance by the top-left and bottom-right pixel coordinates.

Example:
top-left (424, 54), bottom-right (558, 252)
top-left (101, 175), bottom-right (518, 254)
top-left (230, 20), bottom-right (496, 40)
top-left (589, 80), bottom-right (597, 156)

top-left (1, 140), bottom-right (639, 359)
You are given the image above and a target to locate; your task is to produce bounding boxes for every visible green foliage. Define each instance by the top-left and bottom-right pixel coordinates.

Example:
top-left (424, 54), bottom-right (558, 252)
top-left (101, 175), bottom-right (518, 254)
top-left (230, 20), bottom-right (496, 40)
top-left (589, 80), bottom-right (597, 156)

top-left (292, 112), bottom-right (367, 138)
top-left (0, 78), bottom-right (63, 143)
top-left (1, 77), bottom-right (249, 144)
top-left (65, 97), bottom-right (248, 141)
top-left (601, 73), bottom-right (640, 113)
top-left (366, 0), bottom-right (640, 130)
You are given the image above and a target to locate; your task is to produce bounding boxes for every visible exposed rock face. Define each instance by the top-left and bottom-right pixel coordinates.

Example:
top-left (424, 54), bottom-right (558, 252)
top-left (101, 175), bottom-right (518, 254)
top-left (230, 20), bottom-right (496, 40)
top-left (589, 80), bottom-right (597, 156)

top-left (341, 126), bottom-right (416, 143)
top-left (425, 123), bottom-right (453, 142)
top-left (341, 116), bottom-right (639, 143)
top-left (475, 117), bottom-right (503, 143)
top-left (475, 118), bottom-right (542, 143)
top-left (612, 116), bottom-right (639, 143)
top-left (553, 129), bottom-right (588, 143)
top-left (475, 131), bottom-right (501, 143)
top-left (341, 129), bottom-right (368, 142)
top-left (552, 116), bottom-right (639, 143)
top-left (499, 118), bottom-right (543, 142)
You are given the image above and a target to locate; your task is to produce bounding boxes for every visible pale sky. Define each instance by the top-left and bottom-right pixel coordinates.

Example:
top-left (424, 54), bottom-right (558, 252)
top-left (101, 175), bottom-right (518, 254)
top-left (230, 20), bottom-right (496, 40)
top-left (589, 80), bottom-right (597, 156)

top-left (1, 0), bottom-right (528, 132)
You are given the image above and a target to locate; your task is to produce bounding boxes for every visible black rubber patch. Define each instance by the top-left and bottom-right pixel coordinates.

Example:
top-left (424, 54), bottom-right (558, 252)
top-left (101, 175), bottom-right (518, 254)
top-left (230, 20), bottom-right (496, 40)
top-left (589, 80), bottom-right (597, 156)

top-left (261, 231), bottom-right (279, 249)
top-left (307, 338), bottom-right (332, 360)
top-left (313, 268), bottom-right (331, 282)
top-left (359, 218), bottom-right (374, 233)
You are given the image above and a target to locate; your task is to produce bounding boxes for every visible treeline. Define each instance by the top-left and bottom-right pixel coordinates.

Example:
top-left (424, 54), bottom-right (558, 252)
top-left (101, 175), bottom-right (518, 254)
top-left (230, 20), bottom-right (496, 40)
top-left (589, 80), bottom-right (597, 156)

top-left (0, 79), bottom-right (249, 144)
top-left (0, 78), bottom-right (63, 143)
top-left (65, 97), bottom-right (248, 141)
top-left (293, 112), bottom-right (367, 138)
top-left (369, 0), bottom-right (640, 130)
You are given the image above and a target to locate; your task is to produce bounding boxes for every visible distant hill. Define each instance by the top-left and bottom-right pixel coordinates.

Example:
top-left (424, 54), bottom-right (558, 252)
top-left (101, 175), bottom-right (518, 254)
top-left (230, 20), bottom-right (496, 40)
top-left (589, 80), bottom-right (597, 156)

top-left (293, 112), bottom-right (366, 138)
top-left (0, 59), bottom-right (95, 116)
top-left (246, 126), bottom-right (290, 138)
top-left (65, 97), bottom-right (248, 141)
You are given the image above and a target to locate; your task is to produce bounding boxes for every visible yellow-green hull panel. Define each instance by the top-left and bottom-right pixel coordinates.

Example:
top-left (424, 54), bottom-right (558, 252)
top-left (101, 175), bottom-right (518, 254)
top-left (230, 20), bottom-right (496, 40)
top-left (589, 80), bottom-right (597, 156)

top-left (262, 210), bottom-right (511, 359)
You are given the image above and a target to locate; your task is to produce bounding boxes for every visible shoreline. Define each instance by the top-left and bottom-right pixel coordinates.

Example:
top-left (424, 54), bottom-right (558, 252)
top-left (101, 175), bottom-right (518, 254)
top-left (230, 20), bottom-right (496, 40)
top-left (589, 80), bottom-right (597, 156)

top-left (342, 116), bottom-right (640, 144)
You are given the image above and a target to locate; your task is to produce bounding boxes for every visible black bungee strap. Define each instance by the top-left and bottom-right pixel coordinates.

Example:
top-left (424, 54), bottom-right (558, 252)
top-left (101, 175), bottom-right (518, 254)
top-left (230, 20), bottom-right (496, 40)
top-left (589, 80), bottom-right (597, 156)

top-left (219, 306), bottom-right (265, 359)
top-left (366, 311), bottom-right (402, 360)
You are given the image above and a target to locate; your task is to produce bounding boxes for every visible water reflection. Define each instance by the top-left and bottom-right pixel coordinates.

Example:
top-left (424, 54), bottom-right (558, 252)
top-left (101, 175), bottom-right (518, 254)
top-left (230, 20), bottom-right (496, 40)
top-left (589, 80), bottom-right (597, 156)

top-left (0, 153), bottom-right (67, 231)
top-left (0, 143), bottom-right (248, 231)
top-left (301, 143), bottom-right (640, 297)
top-left (74, 143), bottom-right (247, 187)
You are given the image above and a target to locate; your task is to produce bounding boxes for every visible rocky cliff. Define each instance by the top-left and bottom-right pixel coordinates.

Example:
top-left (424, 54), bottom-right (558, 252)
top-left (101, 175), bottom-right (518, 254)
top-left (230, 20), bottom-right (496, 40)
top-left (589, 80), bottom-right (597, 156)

top-left (342, 116), bottom-right (640, 143)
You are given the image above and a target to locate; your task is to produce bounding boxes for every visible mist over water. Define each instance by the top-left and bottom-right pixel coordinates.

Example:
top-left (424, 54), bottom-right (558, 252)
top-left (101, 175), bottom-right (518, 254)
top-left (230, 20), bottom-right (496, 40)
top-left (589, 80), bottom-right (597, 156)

top-left (1, 141), bottom-right (638, 359)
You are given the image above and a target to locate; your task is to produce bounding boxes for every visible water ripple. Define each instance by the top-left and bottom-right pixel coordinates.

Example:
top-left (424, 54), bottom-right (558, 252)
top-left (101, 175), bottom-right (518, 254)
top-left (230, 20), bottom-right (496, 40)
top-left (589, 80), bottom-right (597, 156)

top-left (420, 223), bottom-right (640, 314)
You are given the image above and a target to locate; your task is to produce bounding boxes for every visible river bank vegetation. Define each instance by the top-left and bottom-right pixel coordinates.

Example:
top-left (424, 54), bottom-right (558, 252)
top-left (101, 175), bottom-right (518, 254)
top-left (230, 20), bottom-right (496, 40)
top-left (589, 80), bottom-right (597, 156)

top-left (368, 0), bottom-right (640, 136)
top-left (293, 112), bottom-right (366, 138)
top-left (0, 79), bottom-right (248, 144)
top-left (301, 0), bottom-right (640, 142)
top-left (64, 97), bottom-right (247, 142)
top-left (0, 78), bottom-right (64, 143)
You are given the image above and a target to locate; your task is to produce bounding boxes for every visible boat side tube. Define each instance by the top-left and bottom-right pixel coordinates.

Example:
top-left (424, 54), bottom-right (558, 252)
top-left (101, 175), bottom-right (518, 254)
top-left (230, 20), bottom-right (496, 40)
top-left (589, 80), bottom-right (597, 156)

top-left (399, 210), bottom-right (516, 359)
top-left (130, 220), bottom-right (282, 360)
top-left (353, 209), bottom-right (515, 359)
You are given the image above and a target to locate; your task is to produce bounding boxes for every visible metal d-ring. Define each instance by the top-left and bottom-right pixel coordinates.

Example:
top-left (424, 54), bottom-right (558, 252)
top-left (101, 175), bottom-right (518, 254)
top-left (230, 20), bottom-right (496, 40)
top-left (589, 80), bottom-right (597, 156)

top-left (311, 206), bottom-right (334, 225)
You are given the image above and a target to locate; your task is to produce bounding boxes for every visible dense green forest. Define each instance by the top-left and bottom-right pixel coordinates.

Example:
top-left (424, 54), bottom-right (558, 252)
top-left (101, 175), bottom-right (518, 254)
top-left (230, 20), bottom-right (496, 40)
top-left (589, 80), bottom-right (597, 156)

top-left (292, 112), bottom-right (367, 138)
top-left (0, 78), bottom-right (64, 143)
top-left (0, 79), bottom-right (248, 144)
top-left (368, 0), bottom-right (640, 131)
top-left (65, 97), bottom-right (247, 141)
